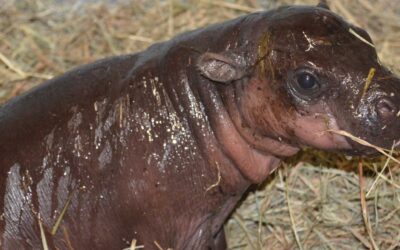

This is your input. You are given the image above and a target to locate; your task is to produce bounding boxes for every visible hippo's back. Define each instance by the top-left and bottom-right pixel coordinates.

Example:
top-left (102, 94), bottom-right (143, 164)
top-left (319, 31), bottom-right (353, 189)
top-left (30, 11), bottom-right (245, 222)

top-left (0, 54), bottom-right (138, 154)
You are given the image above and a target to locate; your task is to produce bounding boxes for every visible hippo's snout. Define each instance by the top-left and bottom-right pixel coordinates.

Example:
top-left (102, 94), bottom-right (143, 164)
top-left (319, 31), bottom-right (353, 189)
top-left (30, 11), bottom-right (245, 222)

top-left (376, 97), bottom-right (398, 120)
top-left (334, 72), bottom-right (400, 154)
top-left (352, 77), bottom-right (400, 150)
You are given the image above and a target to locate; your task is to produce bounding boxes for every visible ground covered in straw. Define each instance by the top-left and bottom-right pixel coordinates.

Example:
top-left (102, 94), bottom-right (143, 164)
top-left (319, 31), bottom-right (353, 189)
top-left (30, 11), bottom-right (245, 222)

top-left (0, 0), bottom-right (399, 249)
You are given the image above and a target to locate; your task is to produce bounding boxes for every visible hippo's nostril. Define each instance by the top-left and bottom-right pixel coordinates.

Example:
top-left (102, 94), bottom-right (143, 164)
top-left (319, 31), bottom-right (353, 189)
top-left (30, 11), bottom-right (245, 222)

top-left (376, 98), bottom-right (397, 119)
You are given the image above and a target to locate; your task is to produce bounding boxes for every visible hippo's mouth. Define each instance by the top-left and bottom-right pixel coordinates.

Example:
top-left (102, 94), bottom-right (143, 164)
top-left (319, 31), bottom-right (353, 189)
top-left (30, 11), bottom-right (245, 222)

top-left (335, 129), bottom-right (399, 157)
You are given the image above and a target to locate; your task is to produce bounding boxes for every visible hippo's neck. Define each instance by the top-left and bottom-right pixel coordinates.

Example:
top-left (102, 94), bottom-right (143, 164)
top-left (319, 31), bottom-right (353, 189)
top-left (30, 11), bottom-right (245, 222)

top-left (195, 77), bottom-right (291, 184)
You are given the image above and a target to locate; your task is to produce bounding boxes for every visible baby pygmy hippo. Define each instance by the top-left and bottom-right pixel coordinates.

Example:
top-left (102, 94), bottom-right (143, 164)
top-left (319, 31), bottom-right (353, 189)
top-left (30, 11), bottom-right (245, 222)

top-left (0, 2), bottom-right (398, 250)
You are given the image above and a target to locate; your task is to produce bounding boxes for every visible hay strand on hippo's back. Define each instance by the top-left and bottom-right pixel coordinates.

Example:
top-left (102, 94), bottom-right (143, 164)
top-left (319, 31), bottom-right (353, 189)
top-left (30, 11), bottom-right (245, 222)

top-left (0, 0), bottom-right (399, 249)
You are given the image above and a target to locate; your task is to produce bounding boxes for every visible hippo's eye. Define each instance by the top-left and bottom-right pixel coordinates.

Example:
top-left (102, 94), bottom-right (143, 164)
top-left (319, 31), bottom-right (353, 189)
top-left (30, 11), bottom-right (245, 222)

top-left (297, 73), bottom-right (317, 90)
top-left (288, 69), bottom-right (322, 101)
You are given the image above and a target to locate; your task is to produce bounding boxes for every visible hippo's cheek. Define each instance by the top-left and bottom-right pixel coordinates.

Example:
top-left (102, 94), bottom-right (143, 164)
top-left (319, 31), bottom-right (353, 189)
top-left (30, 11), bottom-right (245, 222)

top-left (293, 114), bottom-right (352, 150)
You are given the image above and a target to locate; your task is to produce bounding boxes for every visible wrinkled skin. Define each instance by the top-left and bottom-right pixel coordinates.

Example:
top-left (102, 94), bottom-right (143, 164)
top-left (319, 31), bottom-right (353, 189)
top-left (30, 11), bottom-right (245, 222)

top-left (0, 3), bottom-right (399, 250)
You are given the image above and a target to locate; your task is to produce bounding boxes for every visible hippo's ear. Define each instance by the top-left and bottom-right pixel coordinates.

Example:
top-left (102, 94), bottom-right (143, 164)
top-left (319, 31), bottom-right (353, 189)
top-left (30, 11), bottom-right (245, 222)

top-left (317, 0), bottom-right (330, 10)
top-left (197, 52), bottom-right (246, 83)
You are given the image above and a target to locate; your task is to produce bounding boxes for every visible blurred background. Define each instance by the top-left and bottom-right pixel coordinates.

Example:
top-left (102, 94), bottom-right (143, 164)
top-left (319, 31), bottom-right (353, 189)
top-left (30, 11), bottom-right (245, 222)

top-left (0, 1), bottom-right (399, 249)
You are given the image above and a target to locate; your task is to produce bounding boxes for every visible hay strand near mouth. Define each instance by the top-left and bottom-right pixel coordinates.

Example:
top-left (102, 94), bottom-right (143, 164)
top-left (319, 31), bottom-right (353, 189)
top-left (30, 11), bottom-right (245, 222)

top-left (328, 129), bottom-right (400, 165)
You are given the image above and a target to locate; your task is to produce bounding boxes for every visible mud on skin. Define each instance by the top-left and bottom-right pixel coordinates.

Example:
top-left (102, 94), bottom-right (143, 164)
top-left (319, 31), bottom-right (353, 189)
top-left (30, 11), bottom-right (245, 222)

top-left (0, 2), bottom-right (399, 250)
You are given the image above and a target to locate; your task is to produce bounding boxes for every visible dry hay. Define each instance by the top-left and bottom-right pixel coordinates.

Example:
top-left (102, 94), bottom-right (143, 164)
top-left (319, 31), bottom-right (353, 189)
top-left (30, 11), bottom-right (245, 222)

top-left (0, 0), bottom-right (399, 249)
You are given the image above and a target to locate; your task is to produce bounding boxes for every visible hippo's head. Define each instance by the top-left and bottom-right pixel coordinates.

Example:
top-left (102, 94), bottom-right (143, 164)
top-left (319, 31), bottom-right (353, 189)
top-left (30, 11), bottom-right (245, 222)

top-left (260, 4), bottom-right (400, 154)
top-left (197, 4), bottom-right (400, 156)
